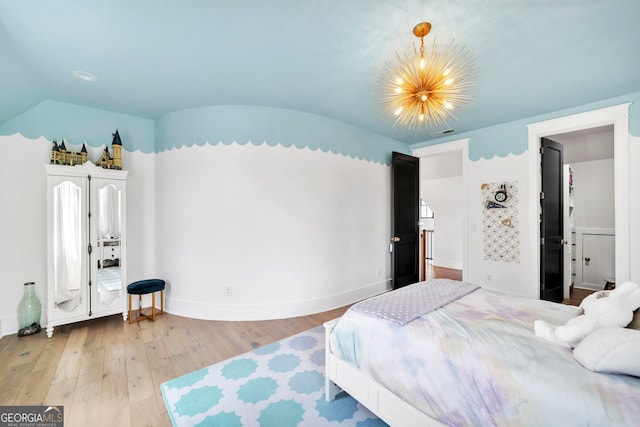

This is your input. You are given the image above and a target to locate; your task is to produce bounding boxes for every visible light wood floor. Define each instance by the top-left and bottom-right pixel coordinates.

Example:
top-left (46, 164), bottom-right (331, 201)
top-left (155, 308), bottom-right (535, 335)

top-left (562, 287), bottom-right (594, 306)
top-left (424, 264), bottom-right (462, 281)
top-left (0, 266), bottom-right (471, 426)
top-left (0, 307), bottom-right (351, 427)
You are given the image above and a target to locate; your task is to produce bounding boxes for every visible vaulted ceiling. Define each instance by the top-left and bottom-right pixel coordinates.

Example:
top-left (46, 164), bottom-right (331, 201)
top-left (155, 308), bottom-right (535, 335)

top-left (1, 1), bottom-right (639, 144)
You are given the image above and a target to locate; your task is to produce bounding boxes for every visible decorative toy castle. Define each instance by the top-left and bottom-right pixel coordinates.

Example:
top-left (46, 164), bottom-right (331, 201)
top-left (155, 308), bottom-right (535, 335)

top-left (50, 130), bottom-right (123, 170)
top-left (50, 140), bottom-right (88, 166)
top-left (96, 130), bottom-right (123, 170)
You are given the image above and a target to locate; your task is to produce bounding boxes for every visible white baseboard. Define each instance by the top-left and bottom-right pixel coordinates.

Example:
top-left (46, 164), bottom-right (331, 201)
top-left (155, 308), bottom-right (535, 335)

top-left (576, 283), bottom-right (603, 291)
top-left (166, 279), bottom-right (391, 321)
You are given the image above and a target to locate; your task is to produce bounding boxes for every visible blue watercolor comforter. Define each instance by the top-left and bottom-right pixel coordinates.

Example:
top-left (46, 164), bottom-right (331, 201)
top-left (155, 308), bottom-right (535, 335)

top-left (330, 285), bottom-right (640, 426)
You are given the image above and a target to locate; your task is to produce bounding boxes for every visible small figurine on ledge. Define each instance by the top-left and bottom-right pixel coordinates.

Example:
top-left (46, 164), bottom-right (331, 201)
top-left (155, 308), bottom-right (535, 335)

top-left (49, 130), bottom-right (123, 169)
top-left (96, 130), bottom-right (123, 170)
top-left (50, 139), bottom-right (88, 166)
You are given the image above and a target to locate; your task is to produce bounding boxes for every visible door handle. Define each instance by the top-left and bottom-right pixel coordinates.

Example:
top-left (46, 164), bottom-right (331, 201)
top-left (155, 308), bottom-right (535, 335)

top-left (391, 237), bottom-right (401, 243)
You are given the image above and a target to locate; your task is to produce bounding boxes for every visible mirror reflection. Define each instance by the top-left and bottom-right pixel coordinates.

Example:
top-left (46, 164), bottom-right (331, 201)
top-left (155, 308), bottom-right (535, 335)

top-left (97, 184), bottom-right (122, 304)
top-left (53, 181), bottom-right (82, 312)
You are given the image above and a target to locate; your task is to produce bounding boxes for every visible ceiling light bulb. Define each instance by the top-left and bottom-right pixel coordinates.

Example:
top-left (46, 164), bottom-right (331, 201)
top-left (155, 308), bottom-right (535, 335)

top-left (444, 101), bottom-right (453, 110)
top-left (395, 87), bottom-right (403, 94)
top-left (419, 114), bottom-right (425, 121)
top-left (419, 58), bottom-right (426, 69)
top-left (421, 94), bottom-right (428, 102)
top-left (444, 78), bottom-right (454, 86)
top-left (443, 68), bottom-right (451, 76)
top-left (394, 107), bottom-right (403, 116)
top-left (396, 78), bottom-right (403, 85)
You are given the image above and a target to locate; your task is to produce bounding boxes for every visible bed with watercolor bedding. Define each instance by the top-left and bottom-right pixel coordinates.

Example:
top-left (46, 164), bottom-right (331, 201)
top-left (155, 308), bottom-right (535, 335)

top-left (328, 280), bottom-right (640, 426)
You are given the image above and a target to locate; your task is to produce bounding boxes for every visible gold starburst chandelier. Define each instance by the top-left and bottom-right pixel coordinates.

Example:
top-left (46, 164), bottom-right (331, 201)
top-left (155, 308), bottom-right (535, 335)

top-left (380, 22), bottom-right (475, 130)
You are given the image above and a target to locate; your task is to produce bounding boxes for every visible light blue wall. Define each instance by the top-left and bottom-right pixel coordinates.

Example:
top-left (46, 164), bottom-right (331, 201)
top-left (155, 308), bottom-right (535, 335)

top-left (7, 91), bottom-right (636, 164)
top-left (0, 101), bottom-right (409, 164)
top-left (155, 105), bottom-right (408, 165)
top-left (411, 91), bottom-right (640, 158)
top-left (0, 100), bottom-right (155, 153)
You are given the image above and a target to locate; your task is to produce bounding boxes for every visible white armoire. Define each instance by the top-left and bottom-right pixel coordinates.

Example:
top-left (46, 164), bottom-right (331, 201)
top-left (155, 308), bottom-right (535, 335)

top-left (45, 161), bottom-right (128, 337)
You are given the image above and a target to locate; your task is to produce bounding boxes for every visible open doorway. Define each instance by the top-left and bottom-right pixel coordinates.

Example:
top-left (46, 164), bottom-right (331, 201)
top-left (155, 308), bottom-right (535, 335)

top-left (527, 104), bottom-right (630, 300)
top-left (412, 138), bottom-right (469, 282)
top-left (549, 126), bottom-right (615, 296)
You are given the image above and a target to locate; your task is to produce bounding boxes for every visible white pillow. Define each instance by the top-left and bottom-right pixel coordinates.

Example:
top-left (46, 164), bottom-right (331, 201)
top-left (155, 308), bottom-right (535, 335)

top-left (573, 328), bottom-right (640, 377)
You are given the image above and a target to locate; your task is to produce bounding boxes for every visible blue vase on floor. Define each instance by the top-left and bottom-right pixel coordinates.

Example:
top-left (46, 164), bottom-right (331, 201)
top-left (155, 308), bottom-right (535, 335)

top-left (17, 281), bottom-right (41, 330)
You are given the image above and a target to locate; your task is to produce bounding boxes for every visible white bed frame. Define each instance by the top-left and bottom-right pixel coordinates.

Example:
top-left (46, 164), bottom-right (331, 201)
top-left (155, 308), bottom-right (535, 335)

top-left (324, 319), bottom-right (444, 427)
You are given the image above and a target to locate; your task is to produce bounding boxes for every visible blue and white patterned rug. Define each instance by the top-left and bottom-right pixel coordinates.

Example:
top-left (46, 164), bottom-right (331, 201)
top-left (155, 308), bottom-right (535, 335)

top-left (160, 325), bottom-right (387, 427)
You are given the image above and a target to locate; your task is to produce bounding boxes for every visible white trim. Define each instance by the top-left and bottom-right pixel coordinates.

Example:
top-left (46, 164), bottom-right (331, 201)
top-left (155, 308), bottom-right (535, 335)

top-left (412, 138), bottom-right (470, 281)
top-left (44, 161), bottom-right (128, 179)
top-left (527, 103), bottom-right (630, 298)
top-left (166, 279), bottom-right (390, 321)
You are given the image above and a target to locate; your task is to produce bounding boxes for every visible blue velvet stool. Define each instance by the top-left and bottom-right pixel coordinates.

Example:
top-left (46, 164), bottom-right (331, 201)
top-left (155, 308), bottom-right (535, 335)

top-left (127, 279), bottom-right (165, 324)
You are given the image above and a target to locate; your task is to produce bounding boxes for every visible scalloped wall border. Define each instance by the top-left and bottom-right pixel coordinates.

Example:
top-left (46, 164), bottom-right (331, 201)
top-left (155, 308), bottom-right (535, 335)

top-left (2, 92), bottom-right (637, 164)
top-left (410, 90), bottom-right (640, 161)
top-left (154, 105), bottom-right (408, 165)
top-left (0, 100), bottom-right (409, 165)
top-left (0, 100), bottom-right (156, 153)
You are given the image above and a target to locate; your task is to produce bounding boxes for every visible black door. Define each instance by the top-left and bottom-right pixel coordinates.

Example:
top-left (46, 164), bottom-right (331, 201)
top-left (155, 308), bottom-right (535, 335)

top-left (392, 152), bottom-right (420, 289)
top-left (540, 137), bottom-right (564, 302)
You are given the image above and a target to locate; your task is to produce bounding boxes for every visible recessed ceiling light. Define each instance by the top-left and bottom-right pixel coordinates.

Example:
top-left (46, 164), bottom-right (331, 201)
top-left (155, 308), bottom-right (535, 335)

top-left (72, 70), bottom-right (97, 82)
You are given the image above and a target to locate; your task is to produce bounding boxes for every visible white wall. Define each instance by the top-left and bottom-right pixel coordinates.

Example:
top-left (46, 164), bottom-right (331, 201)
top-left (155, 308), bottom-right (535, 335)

top-left (468, 153), bottom-right (532, 296)
top-left (0, 134), bottom-right (156, 336)
top-left (420, 151), bottom-right (462, 180)
top-left (1, 136), bottom-right (50, 336)
top-left (421, 176), bottom-right (463, 269)
top-left (556, 125), bottom-right (614, 164)
top-left (571, 159), bottom-right (615, 229)
top-left (154, 142), bottom-right (392, 320)
top-left (419, 151), bottom-right (464, 270)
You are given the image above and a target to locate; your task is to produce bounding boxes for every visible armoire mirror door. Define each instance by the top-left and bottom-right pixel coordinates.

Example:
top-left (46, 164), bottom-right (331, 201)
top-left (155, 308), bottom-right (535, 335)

top-left (50, 176), bottom-right (88, 318)
top-left (94, 179), bottom-right (125, 311)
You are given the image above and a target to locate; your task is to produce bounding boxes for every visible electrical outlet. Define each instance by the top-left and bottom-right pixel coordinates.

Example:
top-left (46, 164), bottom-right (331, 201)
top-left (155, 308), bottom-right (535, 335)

top-left (485, 274), bottom-right (492, 283)
top-left (224, 286), bottom-right (232, 297)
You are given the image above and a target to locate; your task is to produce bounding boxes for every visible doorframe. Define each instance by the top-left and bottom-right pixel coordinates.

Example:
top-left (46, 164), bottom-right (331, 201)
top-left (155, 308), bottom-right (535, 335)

top-left (412, 138), bottom-right (470, 282)
top-left (527, 103), bottom-right (630, 298)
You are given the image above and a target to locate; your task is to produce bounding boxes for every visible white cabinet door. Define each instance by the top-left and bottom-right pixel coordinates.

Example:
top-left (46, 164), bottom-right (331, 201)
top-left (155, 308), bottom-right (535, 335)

top-left (46, 174), bottom-right (89, 324)
top-left (92, 178), bottom-right (127, 315)
top-left (581, 233), bottom-right (615, 288)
